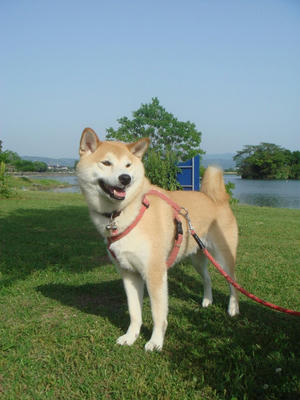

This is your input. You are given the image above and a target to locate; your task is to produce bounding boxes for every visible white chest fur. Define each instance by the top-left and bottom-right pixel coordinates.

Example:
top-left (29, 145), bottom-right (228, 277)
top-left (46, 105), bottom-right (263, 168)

top-left (109, 230), bottom-right (150, 279)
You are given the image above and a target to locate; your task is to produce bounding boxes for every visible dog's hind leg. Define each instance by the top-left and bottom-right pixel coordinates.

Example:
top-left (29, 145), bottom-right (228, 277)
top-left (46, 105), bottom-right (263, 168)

top-left (145, 268), bottom-right (168, 352)
top-left (117, 269), bottom-right (144, 346)
top-left (223, 257), bottom-right (239, 317)
top-left (191, 252), bottom-right (213, 308)
top-left (211, 246), bottom-right (239, 317)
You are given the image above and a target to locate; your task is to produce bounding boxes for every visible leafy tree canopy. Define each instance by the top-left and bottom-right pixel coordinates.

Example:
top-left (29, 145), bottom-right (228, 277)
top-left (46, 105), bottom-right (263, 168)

top-left (234, 143), bottom-right (300, 180)
top-left (106, 97), bottom-right (203, 162)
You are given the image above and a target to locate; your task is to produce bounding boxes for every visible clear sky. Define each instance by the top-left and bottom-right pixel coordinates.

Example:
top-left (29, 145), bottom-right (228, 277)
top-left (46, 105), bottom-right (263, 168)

top-left (1, 0), bottom-right (299, 158)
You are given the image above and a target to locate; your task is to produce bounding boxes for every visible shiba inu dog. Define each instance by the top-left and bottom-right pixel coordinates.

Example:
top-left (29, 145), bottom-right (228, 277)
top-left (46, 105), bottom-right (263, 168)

top-left (77, 127), bottom-right (239, 351)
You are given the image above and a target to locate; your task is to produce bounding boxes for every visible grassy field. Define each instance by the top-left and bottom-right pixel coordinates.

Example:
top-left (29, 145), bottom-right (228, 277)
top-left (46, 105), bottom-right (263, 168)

top-left (0, 191), bottom-right (299, 400)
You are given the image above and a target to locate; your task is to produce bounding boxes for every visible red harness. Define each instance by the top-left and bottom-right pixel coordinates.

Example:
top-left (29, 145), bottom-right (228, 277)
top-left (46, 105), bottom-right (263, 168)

top-left (107, 189), bottom-right (184, 268)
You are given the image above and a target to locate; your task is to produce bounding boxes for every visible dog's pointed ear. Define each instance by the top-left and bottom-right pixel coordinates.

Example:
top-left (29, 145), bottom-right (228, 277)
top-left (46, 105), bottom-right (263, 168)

top-left (79, 128), bottom-right (101, 157)
top-left (127, 137), bottom-right (150, 159)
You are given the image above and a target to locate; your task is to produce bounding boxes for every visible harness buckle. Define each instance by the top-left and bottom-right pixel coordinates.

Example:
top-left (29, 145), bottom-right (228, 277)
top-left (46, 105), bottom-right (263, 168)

top-left (142, 199), bottom-right (150, 208)
top-left (175, 220), bottom-right (183, 240)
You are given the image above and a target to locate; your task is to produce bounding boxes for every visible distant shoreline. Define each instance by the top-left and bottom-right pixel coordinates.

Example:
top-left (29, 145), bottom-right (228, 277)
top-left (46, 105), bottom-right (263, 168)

top-left (10, 171), bottom-right (76, 177)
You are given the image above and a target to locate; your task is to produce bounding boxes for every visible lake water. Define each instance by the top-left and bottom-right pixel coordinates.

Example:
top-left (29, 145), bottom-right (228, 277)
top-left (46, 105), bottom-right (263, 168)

top-left (223, 175), bottom-right (300, 209)
top-left (33, 174), bottom-right (300, 209)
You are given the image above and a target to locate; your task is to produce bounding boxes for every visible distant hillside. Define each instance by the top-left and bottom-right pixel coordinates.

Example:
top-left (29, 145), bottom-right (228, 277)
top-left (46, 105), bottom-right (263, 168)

top-left (22, 156), bottom-right (77, 167)
top-left (201, 153), bottom-right (235, 170)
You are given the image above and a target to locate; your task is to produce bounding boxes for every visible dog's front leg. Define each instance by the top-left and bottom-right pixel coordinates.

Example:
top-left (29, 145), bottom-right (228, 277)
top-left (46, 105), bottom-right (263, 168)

top-left (145, 269), bottom-right (168, 352)
top-left (117, 269), bottom-right (144, 346)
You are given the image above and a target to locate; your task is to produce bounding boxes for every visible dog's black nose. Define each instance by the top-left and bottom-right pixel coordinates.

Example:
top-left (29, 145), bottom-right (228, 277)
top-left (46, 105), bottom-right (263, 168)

top-left (118, 174), bottom-right (131, 186)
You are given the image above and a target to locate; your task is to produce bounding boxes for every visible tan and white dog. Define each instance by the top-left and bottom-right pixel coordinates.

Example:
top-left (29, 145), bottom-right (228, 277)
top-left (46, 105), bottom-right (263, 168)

top-left (77, 127), bottom-right (239, 351)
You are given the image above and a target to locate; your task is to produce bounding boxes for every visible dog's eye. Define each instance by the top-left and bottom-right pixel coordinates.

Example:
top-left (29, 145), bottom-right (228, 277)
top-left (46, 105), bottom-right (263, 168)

top-left (101, 160), bottom-right (112, 167)
top-left (126, 163), bottom-right (131, 168)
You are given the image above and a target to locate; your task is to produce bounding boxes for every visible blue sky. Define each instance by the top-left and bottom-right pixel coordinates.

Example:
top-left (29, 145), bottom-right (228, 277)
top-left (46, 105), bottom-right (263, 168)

top-left (0, 0), bottom-right (299, 158)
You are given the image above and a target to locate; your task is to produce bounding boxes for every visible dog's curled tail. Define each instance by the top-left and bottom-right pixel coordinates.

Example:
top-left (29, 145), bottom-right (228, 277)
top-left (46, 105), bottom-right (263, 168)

top-left (201, 166), bottom-right (229, 203)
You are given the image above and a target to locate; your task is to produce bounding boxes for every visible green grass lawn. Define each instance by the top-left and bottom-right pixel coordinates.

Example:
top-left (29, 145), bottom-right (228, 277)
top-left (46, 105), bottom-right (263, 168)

top-left (0, 191), bottom-right (299, 400)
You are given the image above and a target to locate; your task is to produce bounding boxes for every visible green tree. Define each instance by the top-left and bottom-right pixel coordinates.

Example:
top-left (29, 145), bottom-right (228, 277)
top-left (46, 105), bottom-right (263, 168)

top-left (32, 161), bottom-right (48, 172)
top-left (234, 143), bottom-right (294, 179)
top-left (106, 97), bottom-right (203, 162)
top-left (289, 151), bottom-right (300, 179)
top-left (11, 159), bottom-right (47, 172)
top-left (0, 150), bottom-right (21, 164)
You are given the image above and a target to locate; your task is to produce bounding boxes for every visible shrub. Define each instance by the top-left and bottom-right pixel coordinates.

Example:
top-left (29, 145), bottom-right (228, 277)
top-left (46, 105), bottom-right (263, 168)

top-left (225, 180), bottom-right (239, 205)
top-left (0, 161), bottom-right (13, 198)
top-left (144, 149), bottom-right (182, 191)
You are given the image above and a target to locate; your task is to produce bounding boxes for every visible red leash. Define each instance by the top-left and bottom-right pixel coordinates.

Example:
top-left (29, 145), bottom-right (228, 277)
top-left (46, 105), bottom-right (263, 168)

top-left (191, 230), bottom-right (300, 317)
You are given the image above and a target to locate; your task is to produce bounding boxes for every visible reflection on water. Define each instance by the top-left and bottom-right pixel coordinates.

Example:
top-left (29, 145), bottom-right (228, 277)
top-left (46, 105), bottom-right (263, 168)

top-left (31, 174), bottom-right (300, 209)
top-left (223, 175), bottom-right (300, 209)
top-left (51, 175), bottom-right (81, 193)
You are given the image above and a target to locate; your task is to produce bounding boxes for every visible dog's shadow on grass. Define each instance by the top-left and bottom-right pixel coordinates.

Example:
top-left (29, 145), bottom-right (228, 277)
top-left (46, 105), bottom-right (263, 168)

top-left (37, 279), bottom-right (130, 331)
top-left (36, 261), bottom-right (234, 338)
top-left (35, 259), bottom-right (231, 326)
top-left (0, 204), bottom-right (109, 288)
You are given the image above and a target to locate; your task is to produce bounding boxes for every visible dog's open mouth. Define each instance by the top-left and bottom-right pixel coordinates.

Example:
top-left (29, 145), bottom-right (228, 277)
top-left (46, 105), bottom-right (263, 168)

top-left (98, 179), bottom-right (126, 201)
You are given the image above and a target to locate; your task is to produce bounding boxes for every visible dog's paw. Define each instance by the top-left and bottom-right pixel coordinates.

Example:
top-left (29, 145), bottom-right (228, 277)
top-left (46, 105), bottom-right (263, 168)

top-left (116, 333), bottom-right (138, 346)
top-left (228, 297), bottom-right (239, 317)
top-left (202, 297), bottom-right (213, 308)
top-left (144, 339), bottom-right (163, 352)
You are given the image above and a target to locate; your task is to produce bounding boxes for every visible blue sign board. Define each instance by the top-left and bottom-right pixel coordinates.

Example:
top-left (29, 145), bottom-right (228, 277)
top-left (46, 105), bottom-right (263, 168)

top-left (176, 155), bottom-right (200, 191)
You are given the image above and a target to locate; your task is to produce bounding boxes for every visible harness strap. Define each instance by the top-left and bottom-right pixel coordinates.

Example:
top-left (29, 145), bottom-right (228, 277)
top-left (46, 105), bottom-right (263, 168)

top-left (147, 189), bottom-right (182, 212)
top-left (107, 189), bottom-right (184, 269)
top-left (166, 215), bottom-right (183, 268)
top-left (107, 197), bottom-right (150, 245)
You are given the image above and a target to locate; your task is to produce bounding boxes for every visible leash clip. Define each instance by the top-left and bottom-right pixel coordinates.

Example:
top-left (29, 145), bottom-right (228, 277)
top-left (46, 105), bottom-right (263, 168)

top-left (180, 207), bottom-right (194, 232)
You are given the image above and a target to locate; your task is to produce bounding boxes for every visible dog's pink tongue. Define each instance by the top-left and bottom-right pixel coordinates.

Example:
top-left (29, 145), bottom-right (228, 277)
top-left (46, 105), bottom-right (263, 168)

top-left (114, 188), bottom-right (126, 199)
